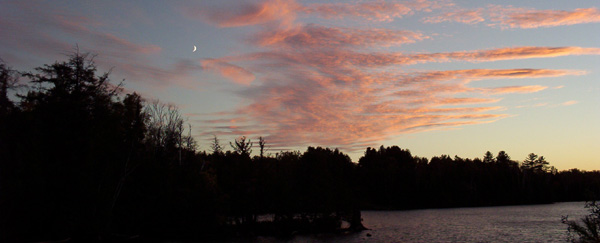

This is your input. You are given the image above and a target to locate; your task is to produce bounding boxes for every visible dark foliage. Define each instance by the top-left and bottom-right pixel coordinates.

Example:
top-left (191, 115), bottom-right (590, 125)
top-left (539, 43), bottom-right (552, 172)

top-left (562, 201), bottom-right (600, 243)
top-left (1, 54), bottom-right (599, 241)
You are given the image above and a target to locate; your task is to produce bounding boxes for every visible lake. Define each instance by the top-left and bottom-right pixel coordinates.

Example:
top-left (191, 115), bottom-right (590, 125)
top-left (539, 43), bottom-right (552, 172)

top-left (256, 201), bottom-right (589, 242)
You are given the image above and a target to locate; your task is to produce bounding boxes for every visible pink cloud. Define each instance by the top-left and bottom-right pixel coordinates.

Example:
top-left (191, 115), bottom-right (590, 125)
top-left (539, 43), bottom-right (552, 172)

top-left (238, 46), bottom-right (599, 69)
top-left (8, 0), bottom-right (591, 153)
top-left (183, 0), bottom-right (299, 27)
top-left (301, 0), bottom-right (447, 22)
top-left (423, 5), bottom-right (600, 29)
top-left (496, 7), bottom-right (600, 29)
top-left (186, 0), bottom-right (448, 27)
top-left (439, 46), bottom-right (600, 62)
top-left (201, 59), bottom-right (256, 85)
top-left (107, 59), bottom-right (203, 89)
top-left (400, 68), bottom-right (579, 84)
top-left (199, 67), bottom-right (575, 150)
top-left (485, 85), bottom-right (548, 94)
top-left (433, 97), bottom-right (501, 105)
top-left (254, 23), bottom-right (427, 47)
top-left (560, 100), bottom-right (579, 106)
top-left (302, 2), bottom-right (411, 22)
top-left (199, 44), bottom-right (592, 150)
top-left (93, 33), bottom-right (161, 55)
top-left (194, 37), bottom-right (595, 150)
top-left (423, 9), bottom-right (485, 24)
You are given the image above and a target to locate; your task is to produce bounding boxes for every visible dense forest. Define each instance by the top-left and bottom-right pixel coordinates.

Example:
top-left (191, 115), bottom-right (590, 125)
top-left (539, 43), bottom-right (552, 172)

top-left (1, 54), bottom-right (599, 242)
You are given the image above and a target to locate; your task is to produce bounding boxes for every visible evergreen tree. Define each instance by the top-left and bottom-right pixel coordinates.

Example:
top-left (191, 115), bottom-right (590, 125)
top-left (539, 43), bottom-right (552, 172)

top-left (483, 151), bottom-right (495, 163)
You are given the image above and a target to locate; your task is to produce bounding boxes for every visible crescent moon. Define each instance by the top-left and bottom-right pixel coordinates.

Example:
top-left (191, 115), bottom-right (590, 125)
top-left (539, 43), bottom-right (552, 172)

top-left (193, 45), bottom-right (197, 52)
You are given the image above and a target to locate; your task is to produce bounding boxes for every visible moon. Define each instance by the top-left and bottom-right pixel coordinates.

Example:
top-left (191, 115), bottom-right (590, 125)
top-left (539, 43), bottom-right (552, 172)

top-left (193, 45), bottom-right (197, 52)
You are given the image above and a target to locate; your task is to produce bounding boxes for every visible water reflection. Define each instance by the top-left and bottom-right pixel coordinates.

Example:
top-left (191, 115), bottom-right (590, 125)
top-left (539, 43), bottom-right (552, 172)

top-left (257, 201), bottom-right (587, 242)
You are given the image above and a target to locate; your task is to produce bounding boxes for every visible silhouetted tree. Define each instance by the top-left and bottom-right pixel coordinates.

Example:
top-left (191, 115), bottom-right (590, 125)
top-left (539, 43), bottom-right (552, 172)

top-left (145, 100), bottom-right (184, 154)
top-left (535, 156), bottom-right (549, 172)
top-left (258, 136), bottom-right (267, 158)
top-left (0, 61), bottom-right (19, 116)
top-left (231, 136), bottom-right (252, 156)
top-left (522, 153), bottom-right (549, 173)
top-left (3, 51), bottom-right (127, 241)
top-left (183, 124), bottom-right (197, 152)
top-left (496, 151), bottom-right (511, 164)
top-left (523, 153), bottom-right (539, 170)
top-left (358, 146), bottom-right (417, 208)
top-left (297, 147), bottom-right (357, 230)
top-left (210, 135), bottom-right (223, 155)
top-left (483, 151), bottom-right (495, 164)
top-left (109, 92), bottom-right (146, 216)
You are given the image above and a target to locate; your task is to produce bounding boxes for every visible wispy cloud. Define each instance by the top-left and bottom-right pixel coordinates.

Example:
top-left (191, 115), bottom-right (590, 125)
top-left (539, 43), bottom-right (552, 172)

top-left (221, 47), bottom-right (599, 76)
top-left (254, 24), bottom-right (427, 48)
top-left (201, 59), bottom-right (256, 85)
top-left (434, 47), bottom-right (600, 62)
top-left (425, 5), bottom-right (600, 29)
top-left (186, 0), bottom-right (598, 151)
top-left (400, 69), bottom-right (581, 84)
top-left (301, 0), bottom-right (447, 22)
top-left (559, 100), bottom-right (579, 106)
top-left (182, 0), bottom-right (299, 27)
top-left (197, 64), bottom-right (577, 150)
top-left (423, 9), bottom-right (485, 24)
top-left (186, 0), bottom-right (449, 26)
top-left (5, 0), bottom-right (594, 153)
top-left (484, 85), bottom-right (548, 94)
top-left (0, 1), bottom-right (204, 90)
top-left (495, 7), bottom-right (600, 29)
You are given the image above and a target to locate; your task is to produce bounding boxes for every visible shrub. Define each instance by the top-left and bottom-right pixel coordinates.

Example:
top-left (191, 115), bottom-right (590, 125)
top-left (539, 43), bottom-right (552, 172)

top-left (562, 201), bottom-right (600, 243)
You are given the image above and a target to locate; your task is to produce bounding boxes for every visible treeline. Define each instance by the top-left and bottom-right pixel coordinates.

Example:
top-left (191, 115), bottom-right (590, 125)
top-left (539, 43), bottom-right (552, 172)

top-left (1, 54), bottom-right (599, 242)
top-left (358, 148), bottom-right (600, 209)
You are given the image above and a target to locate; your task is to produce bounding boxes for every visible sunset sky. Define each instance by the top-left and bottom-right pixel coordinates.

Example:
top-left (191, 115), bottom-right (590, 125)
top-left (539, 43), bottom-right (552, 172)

top-left (1, 0), bottom-right (599, 170)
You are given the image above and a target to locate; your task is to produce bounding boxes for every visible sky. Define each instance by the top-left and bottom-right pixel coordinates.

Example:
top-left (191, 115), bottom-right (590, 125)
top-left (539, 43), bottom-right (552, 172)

top-left (1, 0), bottom-right (599, 170)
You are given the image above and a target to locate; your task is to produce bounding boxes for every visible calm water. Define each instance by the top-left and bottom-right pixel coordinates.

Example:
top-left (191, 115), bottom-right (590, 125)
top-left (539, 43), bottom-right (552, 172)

top-left (257, 201), bottom-right (589, 243)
